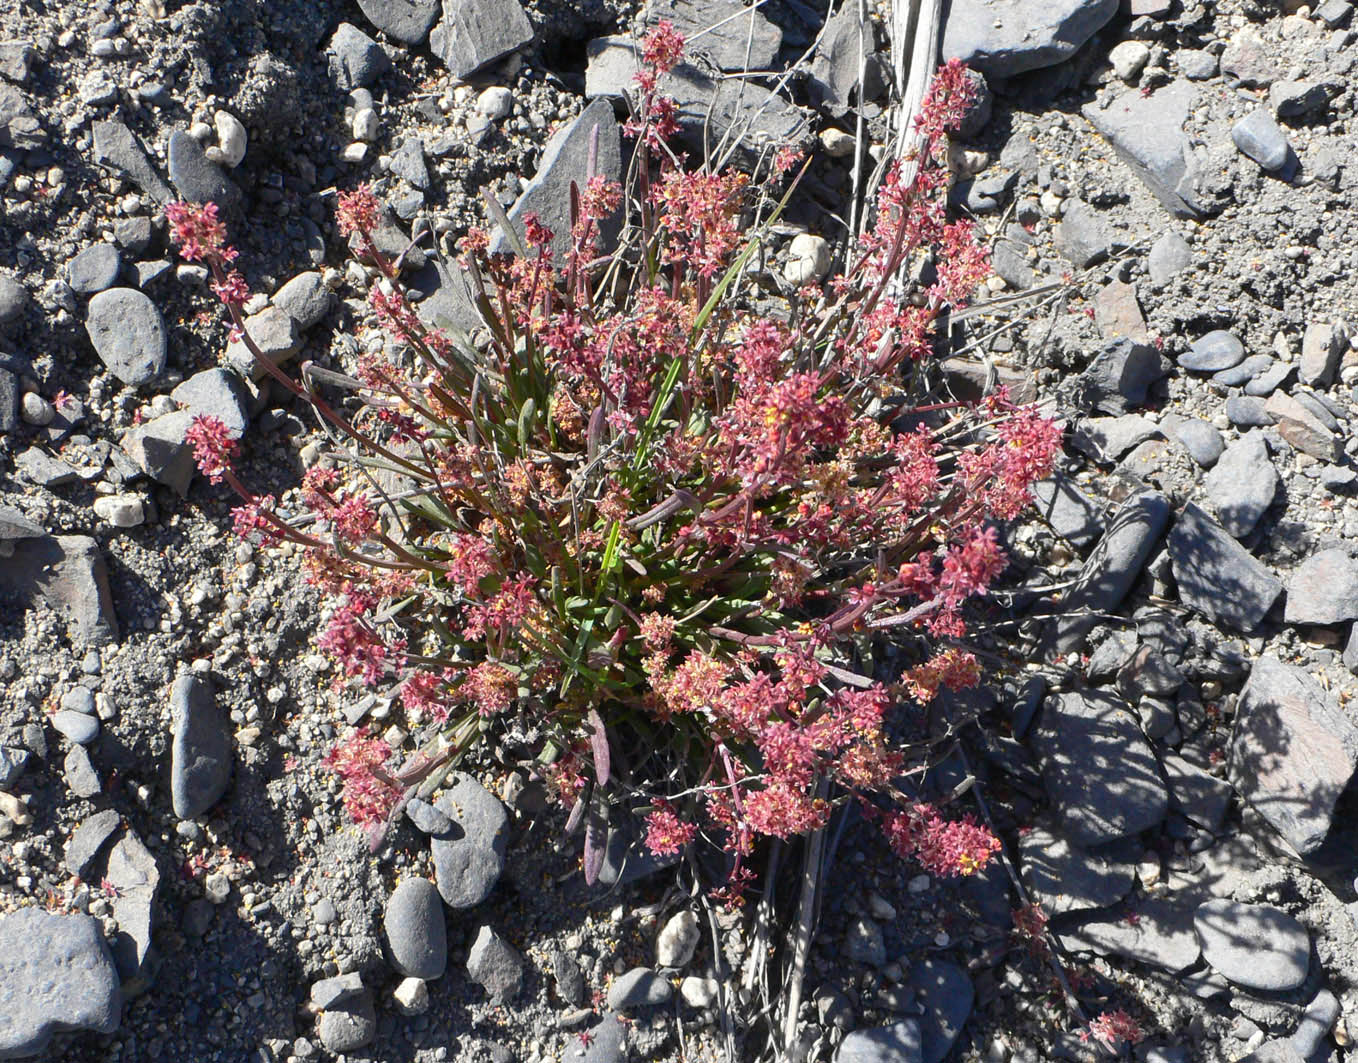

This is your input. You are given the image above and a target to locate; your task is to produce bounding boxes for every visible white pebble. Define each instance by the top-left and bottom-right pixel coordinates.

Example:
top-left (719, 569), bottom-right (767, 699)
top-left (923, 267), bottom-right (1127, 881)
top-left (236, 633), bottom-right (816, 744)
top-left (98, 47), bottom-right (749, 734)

top-left (92, 494), bottom-right (145, 528)
top-left (352, 107), bottom-right (379, 142)
top-left (393, 977), bottom-right (429, 1015)
top-left (476, 86), bottom-right (513, 120)
top-left (784, 233), bottom-right (831, 286)
top-left (1108, 40), bottom-right (1151, 82)
top-left (214, 110), bottom-right (247, 168)
top-left (657, 910), bottom-right (701, 968)
top-left (679, 975), bottom-right (718, 1008)
top-left (341, 142), bottom-right (368, 164)
top-left (819, 127), bottom-right (856, 158)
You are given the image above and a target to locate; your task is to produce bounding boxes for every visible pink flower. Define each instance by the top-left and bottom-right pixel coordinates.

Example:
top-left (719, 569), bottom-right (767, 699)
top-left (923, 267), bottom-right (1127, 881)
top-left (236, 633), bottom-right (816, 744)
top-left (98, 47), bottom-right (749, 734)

top-left (336, 184), bottom-right (381, 237)
top-left (641, 20), bottom-right (685, 76)
top-left (461, 660), bottom-right (516, 716)
top-left (644, 803), bottom-right (697, 855)
top-left (185, 414), bottom-right (238, 483)
top-left (1082, 1010), bottom-right (1144, 1050)
top-left (323, 728), bottom-right (402, 829)
top-left (165, 200), bottom-right (238, 264)
top-left (882, 802), bottom-right (1001, 877)
top-left (210, 269), bottom-right (251, 308)
top-left (401, 670), bottom-right (449, 723)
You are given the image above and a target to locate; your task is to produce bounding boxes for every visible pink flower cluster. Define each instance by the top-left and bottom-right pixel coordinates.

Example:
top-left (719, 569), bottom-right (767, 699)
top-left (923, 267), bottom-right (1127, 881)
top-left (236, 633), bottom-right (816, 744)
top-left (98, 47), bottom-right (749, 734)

top-left (881, 802), bottom-right (1002, 877)
top-left (321, 728), bottom-right (402, 830)
top-left (1081, 1010), bottom-right (1145, 1050)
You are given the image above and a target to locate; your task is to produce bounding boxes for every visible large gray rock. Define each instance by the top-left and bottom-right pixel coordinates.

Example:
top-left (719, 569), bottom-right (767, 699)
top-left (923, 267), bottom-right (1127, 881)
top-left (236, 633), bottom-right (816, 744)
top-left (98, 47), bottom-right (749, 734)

top-left (835, 1021), bottom-right (923, 1063)
top-left (170, 673), bottom-right (232, 819)
top-left (586, 35), bottom-right (808, 165)
top-left (942, 0), bottom-right (1117, 79)
top-left (384, 877), bottom-right (447, 980)
top-left (1264, 391), bottom-right (1341, 461)
top-left (357, 0), bottom-right (440, 44)
top-left (91, 120), bottom-right (172, 203)
top-left (1031, 473), bottom-right (1104, 549)
top-left (225, 305), bottom-right (301, 379)
top-left (1019, 825), bottom-right (1134, 915)
top-left (0, 535), bottom-right (118, 646)
top-left (1082, 81), bottom-right (1219, 218)
top-left (1076, 337), bottom-right (1167, 414)
top-left (1299, 320), bottom-right (1346, 388)
top-left (0, 274), bottom-right (26, 324)
top-left (1147, 231), bottom-right (1192, 285)
top-left (1232, 109), bottom-right (1291, 172)
top-left (1284, 547), bottom-right (1358, 625)
top-left (1194, 900), bottom-right (1309, 991)
top-left (909, 958), bottom-right (973, 1063)
top-left (1058, 895), bottom-right (1200, 972)
top-left (64, 810), bottom-right (122, 878)
top-left (316, 991), bottom-right (376, 1053)
top-left (67, 244), bottom-right (122, 295)
top-left (1229, 655), bottom-right (1358, 854)
top-left (171, 368), bottom-right (250, 438)
top-left (466, 925), bottom-right (523, 1003)
top-left (0, 81), bottom-right (43, 148)
top-left (430, 0), bottom-right (533, 79)
top-left (1167, 503), bottom-right (1281, 633)
top-left (1054, 200), bottom-right (1118, 269)
top-left (167, 129), bottom-right (238, 207)
top-left (430, 772), bottom-right (510, 907)
top-left (271, 271), bottom-right (333, 331)
top-left (1203, 431), bottom-right (1277, 539)
top-left (645, 0), bottom-right (781, 72)
top-left (121, 410), bottom-right (197, 495)
top-left (1161, 753), bottom-right (1233, 831)
top-left (327, 23), bottom-right (389, 89)
top-left (808, 2), bottom-right (876, 117)
top-left (489, 99), bottom-right (623, 266)
top-left (0, 910), bottom-right (121, 1058)
top-left (85, 288), bottom-right (166, 386)
top-left (608, 966), bottom-right (673, 1009)
top-left (105, 831), bottom-right (159, 979)
top-left (1031, 689), bottom-right (1168, 845)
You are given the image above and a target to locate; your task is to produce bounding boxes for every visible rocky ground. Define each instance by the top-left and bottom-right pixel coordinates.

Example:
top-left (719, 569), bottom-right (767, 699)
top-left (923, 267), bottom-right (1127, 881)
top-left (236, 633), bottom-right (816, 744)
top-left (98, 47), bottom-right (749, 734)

top-left (2, 0), bottom-right (1358, 1061)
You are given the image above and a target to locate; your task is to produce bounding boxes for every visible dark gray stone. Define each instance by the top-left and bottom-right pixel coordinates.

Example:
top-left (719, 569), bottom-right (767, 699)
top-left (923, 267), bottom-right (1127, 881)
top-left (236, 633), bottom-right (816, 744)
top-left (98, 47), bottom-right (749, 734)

top-left (113, 217), bottom-right (152, 256)
top-left (1226, 396), bottom-right (1275, 428)
top-left (1270, 79), bottom-right (1330, 119)
top-left (1071, 413), bottom-right (1160, 463)
top-left (941, 0), bottom-right (1117, 79)
top-left (0, 534), bottom-right (118, 646)
top-left (0, 273), bottom-right (25, 323)
top-left (225, 305), bottom-right (301, 378)
top-left (430, 772), bottom-right (510, 907)
top-left (1167, 503), bottom-right (1281, 632)
top-left (1020, 826), bottom-right (1134, 914)
top-left (390, 136), bottom-right (429, 190)
top-left (384, 877), bottom-right (447, 980)
top-left (85, 287), bottom-right (166, 386)
top-left (1148, 231), bottom-right (1191, 285)
top-left (121, 410), bottom-right (197, 495)
top-left (327, 23), bottom-right (389, 89)
top-left (646, 0), bottom-right (781, 72)
top-left (271, 271), bottom-right (333, 331)
top-left (489, 99), bottom-right (623, 267)
top-left (105, 831), bottom-right (159, 979)
top-left (835, 1021), bottom-right (923, 1063)
top-left (0, 367), bottom-right (15, 432)
top-left (1032, 473), bottom-right (1104, 548)
top-left (0, 910), bottom-right (121, 1057)
top-left (1344, 624), bottom-right (1358, 674)
top-left (808, 2), bottom-right (875, 116)
top-left (167, 130), bottom-right (237, 207)
top-left (1194, 900), bottom-right (1309, 991)
top-left (908, 959), bottom-right (971, 1063)
top-left (467, 926), bottom-right (523, 1003)
top-left (608, 966), bottom-right (672, 1009)
top-left (405, 796), bottom-right (454, 835)
top-left (15, 446), bottom-right (78, 486)
top-left (1284, 547), bottom-right (1358, 624)
top-left (64, 809), bottom-right (121, 877)
top-left (1054, 200), bottom-right (1117, 268)
top-left (1233, 109), bottom-right (1292, 172)
top-left (170, 369), bottom-right (250, 438)
top-left (0, 746), bottom-right (28, 789)
top-left (92, 120), bottom-right (171, 202)
top-left (357, 0), bottom-right (439, 44)
top-left (1178, 48), bottom-right (1217, 79)
top-left (311, 972), bottom-right (365, 1010)
top-left (846, 918), bottom-right (887, 967)
top-left (1165, 417), bottom-right (1223, 468)
top-left (0, 81), bottom-right (43, 148)
top-left (1077, 338), bottom-right (1167, 414)
top-left (1204, 431), bottom-right (1277, 539)
top-left (1161, 753), bottom-right (1232, 831)
top-left (430, 0), bottom-right (533, 79)
top-left (67, 244), bottom-right (121, 295)
top-left (1059, 895), bottom-right (1200, 971)
top-left (52, 710), bottom-right (98, 746)
top-left (1230, 655), bottom-right (1358, 854)
top-left (1299, 320), bottom-right (1346, 389)
top-left (1290, 989), bottom-right (1340, 1059)
top-left (170, 673), bottom-right (231, 819)
top-left (1181, 330), bottom-right (1245, 373)
top-left (316, 992), bottom-right (376, 1053)
top-left (1212, 353), bottom-right (1273, 388)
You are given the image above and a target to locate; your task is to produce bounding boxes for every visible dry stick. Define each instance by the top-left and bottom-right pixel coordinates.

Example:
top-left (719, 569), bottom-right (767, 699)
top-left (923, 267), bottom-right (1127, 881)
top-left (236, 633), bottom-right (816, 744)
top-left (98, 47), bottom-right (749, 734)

top-left (778, 775), bottom-right (829, 1056)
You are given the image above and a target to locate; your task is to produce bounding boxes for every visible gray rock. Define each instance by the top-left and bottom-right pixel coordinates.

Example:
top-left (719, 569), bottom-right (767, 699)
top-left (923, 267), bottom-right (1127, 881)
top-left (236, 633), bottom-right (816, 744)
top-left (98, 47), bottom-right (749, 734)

top-left (390, 136), bottom-right (430, 190)
top-left (170, 673), bottom-right (231, 819)
top-left (1077, 338), bottom-right (1167, 414)
top-left (1284, 547), bottom-right (1358, 624)
top-left (1290, 988), bottom-right (1340, 1059)
top-left (1237, 1042), bottom-right (1305, 1063)
top-left (410, 259), bottom-right (483, 336)
top-left (1032, 473), bottom-right (1104, 548)
top-left (170, 368), bottom-right (250, 438)
top-left (0, 369), bottom-right (15, 432)
top-left (405, 796), bottom-right (454, 835)
top-left (1344, 624), bottom-right (1358, 674)
top-left (1148, 231), bottom-right (1192, 285)
top-left (327, 23), bottom-right (389, 89)
top-left (1299, 321), bottom-right (1346, 388)
top-left (1244, 361), bottom-right (1293, 397)
top-left (357, 0), bottom-right (439, 43)
top-left (1265, 391), bottom-right (1341, 461)
top-left (1178, 48), bottom-right (1217, 80)
top-left (311, 972), bottom-right (366, 1010)
top-left (105, 831), bottom-right (159, 978)
top-left (0, 746), bottom-right (28, 789)
top-left (430, 772), bottom-right (510, 907)
top-left (1230, 655), bottom-right (1358, 854)
top-left (113, 216), bottom-right (153, 256)
top-left (52, 710), bottom-right (99, 746)
top-left (1226, 396), bottom-right (1275, 428)
top-left (1232, 109), bottom-right (1291, 172)
top-left (646, 0), bottom-right (781, 71)
top-left (0, 506), bottom-right (40, 541)
top-left (1054, 200), bottom-right (1117, 268)
top-left (181, 899), bottom-right (214, 938)
top-left (836, 1021), bottom-right (923, 1063)
top-left (1166, 417), bottom-right (1223, 468)
top-left (1059, 895), bottom-right (1200, 971)
top-left (1180, 330), bottom-right (1245, 373)
top-left (1020, 825), bottom-right (1134, 914)
top-left (225, 305), bottom-right (301, 378)
top-left (1049, 490), bottom-right (1170, 652)
top-left (1221, 27), bottom-right (1279, 88)
top-left (991, 234), bottom-right (1034, 290)
top-left (1117, 645), bottom-right (1184, 698)
top-left (271, 271), bottom-right (333, 331)
top-left (1031, 689), bottom-right (1168, 845)
top-left (85, 287), bottom-right (166, 386)
top-left (430, 0), bottom-right (533, 79)
top-left (466, 926), bottom-right (523, 1003)
top-left (316, 992), bottom-right (376, 1054)
top-left (0, 81), bottom-right (43, 148)
top-left (14, 447), bottom-right (78, 486)
top-left (0, 273), bottom-right (25, 323)
top-left (1270, 79), bottom-right (1330, 119)
top-left (121, 410), bottom-right (197, 494)
top-left (384, 877), bottom-right (446, 980)
top-left (64, 809), bottom-right (121, 877)
top-left (489, 99), bottom-right (623, 267)
top-left (0, 910), bottom-right (121, 1058)
top-left (1167, 503), bottom-right (1281, 632)
top-left (1082, 81), bottom-right (1217, 218)
top-left (1315, 0), bottom-right (1353, 26)
top-left (1213, 353), bottom-right (1273, 388)
top-left (167, 129), bottom-right (237, 207)
top-left (941, 0), bottom-right (1116, 79)
top-left (67, 244), bottom-right (121, 295)
top-left (1161, 754), bottom-right (1233, 831)
top-left (1070, 413), bottom-right (1159, 463)
top-left (64, 745), bottom-right (102, 798)
top-left (1194, 900), bottom-right (1309, 991)
top-left (0, 41), bottom-right (33, 83)
top-left (91, 120), bottom-right (172, 203)
top-left (808, 2), bottom-right (877, 117)
top-left (586, 35), bottom-right (808, 165)
top-left (846, 917), bottom-right (887, 967)
top-left (1204, 431), bottom-right (1277, 539)
top-left (909, 958), bottom-right (972, 1063)
top-left (0, 534), bottom-right (118, 645)
top-left (607, 967), bottom-right (672, 1009)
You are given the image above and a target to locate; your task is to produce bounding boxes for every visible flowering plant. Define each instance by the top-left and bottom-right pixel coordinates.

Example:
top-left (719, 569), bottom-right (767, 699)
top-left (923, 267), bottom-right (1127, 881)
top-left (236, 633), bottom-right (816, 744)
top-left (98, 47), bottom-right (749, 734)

top-left (168, 31), bottom-right (1058, 899)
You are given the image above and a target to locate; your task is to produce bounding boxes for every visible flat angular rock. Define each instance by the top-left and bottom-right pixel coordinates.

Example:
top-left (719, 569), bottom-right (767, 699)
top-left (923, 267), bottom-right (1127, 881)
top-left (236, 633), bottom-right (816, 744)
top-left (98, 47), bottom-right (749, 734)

top-left (1299, 321), bottom-right (1346, 388)
top-left (1265, 391), bottom-right (1341, 461)
top-left (608, 966), bottom-right (673, 1009)
top-left (121, 410), bottom-right (197, 494)
top-left (1221, 26), bottom-right (1279, 88)
top-left (64, 809), bottom-right (121, 877)
top-left (171, 368), bottom-right (250, 438)
top-left (327, 22), bottom-right (389, 89)
top-left (357, 0), bottom-right (440, 43)
top-left (85, 288), bottom-right (166, 386)
top-left (1054, 200), bottom-right (1117, 268)
top-left (1194, 900), bottom-right (1309, 991)
top-left (808, 2), bottom-right (877, 116)
top-left (1180, 330), bottom-right (1244, 373)
top-left (1070, 414), bottom-right (1160, 463)
top-left (1030, 689), bottom-right (1168, 845)
top-left (1059, 895), bottom-right (1200, 971)
top-left (430, 0), bottom-right (533, 79)
top-left (646, 0), bottom-right (781, 72)
top-left (1233, 109), bottom-right (1291, 172)
top-left (466, 925), bottom-right (523, 1003)
top-left (835, 1020), bottom-right (923, 1063)
top-left (0, 910), bottom-right (121, 1058)
top-left (316, 991), bottom-right (375, 1053)
top-left (1076, 338), bottom-right (1167, 414)
top-left (384, 877), bottom-right (447, 980)
top-left (908, 959), bottom-right (973, 1063)
top-left (1032, 473), bottom-right (1104, 548)
top-left (167, 129), bottom-right (238, 207)
top-left (225, 305), bottom-right (301, 378)
top-left (91, 120), bottom-right (172, 203)
top-left (68, 244), bottom-right (121, 295)
top-left (430, 772), bottom-right (510, 907)
top-left (1082, 81), bottom-right (1216, 218)
top-left (1148, 231), bottom-right (1192, 285)
top-left (0, 273), bottom-right (26, 324)
top-left (1203, 431), bottom-right (1277, 539)
top-left (106, 831), bottom-right (160, 978)
top-left (489, 99), bottom-right (623, 266)
top-left (1229, 655), bottom-right (1358, 854)
top-left (311, 971), bottom-right (366, 1010)
top-left (0, 534), bottom-right (118, 645)
top-left (1161, 753), bottom-right (1233, 830)
top-left (1167, 503), bottom-right (1281, 632)
top-left (1049, 491), bottom-right (1170, 652)
top-left (1164, 416), bottom-right (1223, 468)
top-left (1284, 547), bottom-right (1358, 625)
top-left (0, 81), bottom-right (43, 148)
top-left (942, 0), bottom-right (1117, 79)
top-left (1020, 825), bottom-right (1134, 914)
top-left (170, 673), bottom-right (232, 819)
